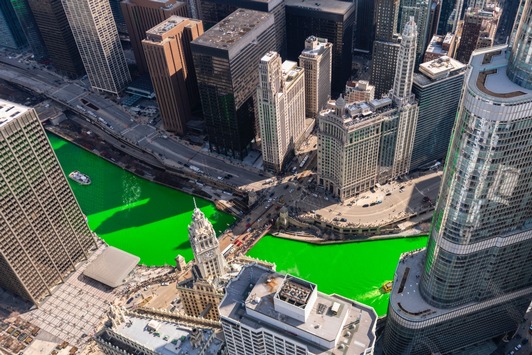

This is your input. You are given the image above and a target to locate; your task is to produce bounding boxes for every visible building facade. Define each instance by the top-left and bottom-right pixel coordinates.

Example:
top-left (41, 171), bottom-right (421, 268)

top-left (0, 1), bottom-right (27, 50)
top-left (0, 100), bottom-right (96, 306)
top-left (121, 0), bottom-right (188, 73)
top-left (191, 9), bottom-right (276, 159)
top-left (27, 0), bottom-right (85, 78)
top-left (399, 0), bottom-right (432, 61)
top-left (383, 39), bottom-right (532, 355)
top-left (143, 16), bottom-right (203, 135)
top-left (285, 0), bottom-right (355, 92)
top-left (345, 80), bottom-right (375, 104)
top-left (62, 0), bottom-right (131, 94)
top-left (411, 56), bottom-right (465, 170)
top-left (219, 264), bottom-right (377, 355)
top-left (257, 52), bottom-right (305, 172)
top-left (354, 0), bottom-right (375, 53)
top-left (298, 37), bottom-right (332, 119)
top-left (507, 0), bottom-right (532, 89)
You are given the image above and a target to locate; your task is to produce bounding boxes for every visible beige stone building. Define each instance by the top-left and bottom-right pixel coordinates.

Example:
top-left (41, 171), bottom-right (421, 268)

top-left (0, 100), bottom-right (96, 305)
top-left (142, 16), bottom-right (203, 135)
top-left (344, 80), bottom-right (375, 104)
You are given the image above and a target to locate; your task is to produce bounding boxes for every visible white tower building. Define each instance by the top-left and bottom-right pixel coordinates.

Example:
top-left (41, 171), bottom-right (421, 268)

top-left (61, 0), bottom-right (131, 94)
top-left (299, 36), bottom-right (332, 118)
top-left (257, 51), bottom-right (305, 172)
top-left (390, 16), bottom-right (419, 177)
top-left (187, 200), bottom-right (226, 279)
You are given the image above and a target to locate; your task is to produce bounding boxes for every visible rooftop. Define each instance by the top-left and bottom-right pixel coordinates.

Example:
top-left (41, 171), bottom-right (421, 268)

top-left (145, 16), bottom-right (188, 37)
top-left (282, 60), bottom-right (304, 86)
top-left (83, 246), bottom-right (140, 288)
top-left (417, 56), bottom-right (466, 81)
top-left (219, 264), bottom-right (377, 354)
top-left (300, 36), bottom-right (332, 58)
top-left (285, 0), bottom-right (354, 16)
top-left (0, 99), bottom-right (29, 127)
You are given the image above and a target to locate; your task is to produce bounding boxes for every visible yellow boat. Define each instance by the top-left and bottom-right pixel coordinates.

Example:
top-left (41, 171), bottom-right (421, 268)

top-left (381, 281), bottom-right (393, 293)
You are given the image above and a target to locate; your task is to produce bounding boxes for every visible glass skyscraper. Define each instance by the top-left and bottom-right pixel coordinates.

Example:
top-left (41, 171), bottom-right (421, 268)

top-left (382, 3), bottom-right (532, 353)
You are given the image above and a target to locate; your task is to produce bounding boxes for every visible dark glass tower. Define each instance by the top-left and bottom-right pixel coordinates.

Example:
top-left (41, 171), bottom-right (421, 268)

top-left (0, 0), bottom-right (27, 49)
top-left (383, 3), bottom-right (532, 352)
top-left (191, 9), bottom-right (276, 159)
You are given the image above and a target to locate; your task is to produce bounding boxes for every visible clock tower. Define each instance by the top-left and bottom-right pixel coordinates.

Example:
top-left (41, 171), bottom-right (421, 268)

top-left (188, 199), bottom-right (227, 279)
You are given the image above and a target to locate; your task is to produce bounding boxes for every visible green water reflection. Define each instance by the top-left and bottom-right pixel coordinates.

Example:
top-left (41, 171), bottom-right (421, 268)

top-left (247, 235), bottom-right (428, 316)
top-left (48, 133), bottom-right (236, 266)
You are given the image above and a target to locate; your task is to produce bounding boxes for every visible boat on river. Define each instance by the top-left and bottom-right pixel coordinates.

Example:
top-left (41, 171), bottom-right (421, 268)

top-left (69, 171), bottom-right (91, 185)
top-left (381, 281), bottom-right (393, 293)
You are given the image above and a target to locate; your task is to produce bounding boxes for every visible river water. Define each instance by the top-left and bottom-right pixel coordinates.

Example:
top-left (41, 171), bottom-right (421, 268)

top-left (49, 133), bottom-right (428, 315)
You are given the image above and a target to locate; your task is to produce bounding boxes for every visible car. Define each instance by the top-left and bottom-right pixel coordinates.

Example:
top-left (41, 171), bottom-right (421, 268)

top-left (370, 202), bottom-right (377, 206)
top-left (284, 185), bottom-right (289, 189)
top-left (225, 174), bottom-right (233, 179)
top-left (385, 192), bottom-right (392, 196)
top-left (376, 200), bottom-right (382, 204)
top-left (522, 339), bottom-right (529, 345)
top-left (161, 282), bottom-right (169, 286)
top-left (515, 344), bottom-right (522, 351)
top-left (333, 217), bottom-right (339, 221)
top-left (363, 204), bottom-right (369, 208)
top-left (217, 176), bottom-right (223, 180)
top-left (126, 297), bottom-right (134, 304)
top-left (297, 186), bottom-right (301, 191)
top-left (422, 196), bottom-right (431, 202)
top-left (340, 218), bottom-right (347, 222)
top-left (269, 192), bottom-right (275, 197)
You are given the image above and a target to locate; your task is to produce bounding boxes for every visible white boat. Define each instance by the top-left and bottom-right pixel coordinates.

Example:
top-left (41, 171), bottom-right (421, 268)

top-left (69, 171), bottom-right (91, 185)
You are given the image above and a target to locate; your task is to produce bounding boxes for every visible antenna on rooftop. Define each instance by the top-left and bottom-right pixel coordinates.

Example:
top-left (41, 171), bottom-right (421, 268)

top-left (193, 197), bottom-right (197, 209)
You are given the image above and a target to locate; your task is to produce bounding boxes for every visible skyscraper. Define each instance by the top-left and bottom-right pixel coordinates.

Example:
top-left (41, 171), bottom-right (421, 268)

top-left (27, 0), bottom-right (85, 78)
top-left (0, 100), bottom-right (97, 306)
top-left (142, 16), bottom-right (203, 135)
top-left (257, 52), bottom-right (305, 172)
top-left (507, 0), bottom-right (532, 89)
top-left (344, 80), bottom-right (375, 103)
top-left (198, 0), bottom-right (286, 56)
top-left (285, 0), bottom-right (355, 92)
top-left (219, 263), bottom-right (378, 355)
top-left (399, 0), bottom-right (432, 61)
top-left (354, 0), bottom-right (375, 53)
top-left (121, 0), bottom-right (188, 73)
top-left (62, 0), bottom-right (131, 94)
top-left (371, 0), bottom-right (401, 98)
top-left (411, 56), bottom-right (465, 170)
top-left (0, 0), bottom-right (28, 49)
top-left (383, 7), bottom-right (532, 353)
top-left (298, 36), bottom-right (332, 118)
top-left (109, 0), bottom-right (128, 34)
top-left (191, 9), bottom-right (276, 159)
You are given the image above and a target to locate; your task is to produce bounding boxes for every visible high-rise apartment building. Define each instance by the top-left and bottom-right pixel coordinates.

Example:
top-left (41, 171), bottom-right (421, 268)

top-left (345, 80), bottom-right (375, 104)
top-left (0, 100), bottom-right (97, 306)
top-left (507, 0), bottom-right (532, 89)
top-left (383, 11), bottom-right (532, 352)
top-left (191, 9), bottom-right (276, 159)
top-left (219, 263), bottom-right (378, 355)
top-left (285, 0), bottom-right (355, 92)
top-left (455, 4), bottom-right (500, 64)
top-left (371, 0), bottom-right (401, 98)
top-left (411, 56), bottom-right (465, 170)
top-left (257, 52), bottom-right (305, 172)
top-left (198, 0), bottom-right (286, 56)
top-left (121, 0), bottom-right (188, 73)
top-left (27, 0), bottom-right (85, 78)
top-left (298, 36), bottom-right (332, 118)
top-left (62, 0), bottom-right (131, 94)
top-left (142, 16), bottom-right (203, 135)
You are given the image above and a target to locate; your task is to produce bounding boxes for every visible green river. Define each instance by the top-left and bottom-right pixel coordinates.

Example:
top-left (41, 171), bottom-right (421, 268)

top-left (49, 133), bottom-right (428, 315)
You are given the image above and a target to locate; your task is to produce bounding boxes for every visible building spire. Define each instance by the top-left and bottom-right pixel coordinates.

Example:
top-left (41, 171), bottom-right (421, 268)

top-left (391, 16), bottom-right (417, 104)
top-left (193, 197), bottom-right (197, 210)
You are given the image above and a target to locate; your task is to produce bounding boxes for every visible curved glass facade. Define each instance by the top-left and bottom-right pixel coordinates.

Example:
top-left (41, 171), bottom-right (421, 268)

top-left (508, 1), bottom-right (532, 89)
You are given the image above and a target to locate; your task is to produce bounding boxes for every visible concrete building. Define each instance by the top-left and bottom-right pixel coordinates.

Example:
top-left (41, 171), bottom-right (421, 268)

top-left (62, 0), bottom-right (131, 94)
top-left (298, 36), bottom-right (332, 118)
top-left (219, 263), bottom-right (377, 355)
top-left (0, 100), bottom-right (97, 306)
top-left (285, 0), bottom-right (355, 92)
top-left (371, 0), bottom-right (401, 98)
top-left (142, 16), bottom-right (203, 135)
top-left (198, 0), bottom-right (286, 56)
top-left (27, 0), bottom-right (85, 78)
top-left (178, 277), bottom-right (226, 320)
top-left (455, 3), bottom-right (500, 64)
top-left (411, 56), bottom-right (465, 170)
top-left (191, 9), bottom-right (276, 159)
top-left (423, 33), bottom-right (457, 61)
top-left (345, 80), bottom-right (375, 104)
top-left (121, 0), bottom-right (188, 73)
top-left (257, 52), bottom-right (305, 172)
top-left (382, 34), bottom-right (532, 355)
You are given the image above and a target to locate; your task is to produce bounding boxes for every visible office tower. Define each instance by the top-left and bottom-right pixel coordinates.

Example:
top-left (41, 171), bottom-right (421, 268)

top-left (424, 33), bottom-right (457, 61)
top-left (257, 52), bottom-right (305, 172)
top-left (354, 0), bottom-right (375, 52)
top-left (371, 0), bottom-right (401, 98)
top-left (285, 0), bottom-right (355, 92)
top-left (411, 56), bottom-right (465, 170)
top-left (191, 9), bottom-right (276, 159)
top-left (437, 0), bottom-right (455, 33)
top-left (0, 0), bottom-right (47, 59)
top-left (121, 0), bottom-right (188, 73)
top-left (345, 80), bottom-right (375, 103)
top-left (399, 0), bottom-right (432, 61)
top-left (298, 36), bottom-right (332, 118)
top-left (427, 0), bottom-right (442, 37)
top-left (219, 263), bottom-right (378, 355)
top-left (495, 0), bottom-right (519, 45)
top-left (142, 16), bottom-right (203, 135)
top-left (455, 4), bottom-right (500, 64)
top-left (62, 0), bottom-right (131, 94)
top-left (27, 0), bottom-right (85, 78)
top-left (383, 16), bottom-right (532, 353)
top-left (109, 0), bottom-right (128, 34)
top-left (507, 0), bottom-right (532, 89)
top-left (198, 0), bottom-right (286, 56)
top-left (0, 100), bottom-right (96, 306)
